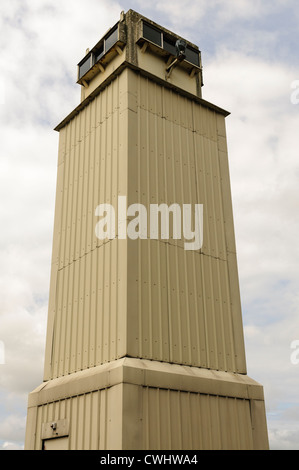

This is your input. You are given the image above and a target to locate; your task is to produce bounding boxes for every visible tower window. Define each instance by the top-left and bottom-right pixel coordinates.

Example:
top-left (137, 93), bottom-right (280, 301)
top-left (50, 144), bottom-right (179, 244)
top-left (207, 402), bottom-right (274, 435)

top-left (78, 54), bottom-right (92, 79)
top-left (141, 20), bottom-right (200, 68)
top-left (185, 47), bottom-right (199, 66)
top-left (94, 44), bottom-right (104, 62)
top-left (77, 23), bottom-right (122, 81)
top-left (143, 22), bottom-right (162, 47)
top-left (105, 26), bottom-right (118, 52)
top-left (163, 36), bottom-right (176, 56)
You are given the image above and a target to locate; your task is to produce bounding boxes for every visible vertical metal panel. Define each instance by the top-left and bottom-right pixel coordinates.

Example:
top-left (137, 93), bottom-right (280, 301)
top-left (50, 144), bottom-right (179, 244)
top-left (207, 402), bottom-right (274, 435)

top-left (45, 67), bottom-right (246, 380)
top-left (49, 238), bottom-right (127, 378)
top-left (34, 386), bottom-right (123, 450)
top-left (250, 398), bottom-right (270, 450)
top-left (142, 388), bottom-right (254, 450)
top-left (31, 383), bottom-right (255, 450)
top-left (55, 73), bottom-right (124, 270)
top-left (126, 71), bottom-right (246, 373)
top-left (45, 72), bottom-right (128, 380)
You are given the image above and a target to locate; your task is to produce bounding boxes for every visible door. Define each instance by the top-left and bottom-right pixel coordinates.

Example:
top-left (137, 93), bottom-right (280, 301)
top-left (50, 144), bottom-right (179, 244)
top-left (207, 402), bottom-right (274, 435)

top-left (43, 437), bottom-right (69, 450)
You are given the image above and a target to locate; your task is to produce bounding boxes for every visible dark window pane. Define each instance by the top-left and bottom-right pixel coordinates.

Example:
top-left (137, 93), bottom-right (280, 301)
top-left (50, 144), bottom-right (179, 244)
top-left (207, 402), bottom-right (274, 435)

top-left (143, 22), bottom-right (161, 46)
top-left (95, 44), bottom-right (104, 62)
top-left (105, 26), bottom-right (118, 52)
top-left (79, 55), bottom-right (92, 78)
top-left (163, 37), bottom-right (176, 55)
top-left (185, 47), bottom-right (199, 66)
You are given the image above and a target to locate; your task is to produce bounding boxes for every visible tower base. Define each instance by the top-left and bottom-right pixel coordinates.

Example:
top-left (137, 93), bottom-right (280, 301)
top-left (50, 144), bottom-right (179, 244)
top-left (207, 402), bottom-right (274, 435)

top-left (25, 358), bottom-right (269, 450)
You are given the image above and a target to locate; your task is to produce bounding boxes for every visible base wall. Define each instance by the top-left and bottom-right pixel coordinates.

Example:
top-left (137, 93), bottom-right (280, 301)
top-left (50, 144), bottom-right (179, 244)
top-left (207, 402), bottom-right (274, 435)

top-left (25, 384), bottom-right (124, 450)
top-left (25, 358), bottom-right (269, 450)
top-left (126, 385), bottom-right (267, 450)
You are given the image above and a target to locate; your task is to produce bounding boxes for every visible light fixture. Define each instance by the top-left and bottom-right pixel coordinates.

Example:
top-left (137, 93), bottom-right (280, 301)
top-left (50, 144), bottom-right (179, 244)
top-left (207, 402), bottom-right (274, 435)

top-left (175, 39), bottom-right (187, 60)
top-left (165, 39), bottom-right (187, 79)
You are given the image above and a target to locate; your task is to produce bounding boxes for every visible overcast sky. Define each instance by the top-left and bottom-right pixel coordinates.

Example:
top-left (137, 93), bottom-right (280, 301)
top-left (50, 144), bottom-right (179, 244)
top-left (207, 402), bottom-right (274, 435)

top-left (0, 0), bottom-right (299, 450)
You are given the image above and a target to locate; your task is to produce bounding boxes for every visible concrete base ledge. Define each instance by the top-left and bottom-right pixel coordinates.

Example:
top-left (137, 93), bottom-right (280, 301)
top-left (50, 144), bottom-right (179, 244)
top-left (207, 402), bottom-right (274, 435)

top-left (28, 357), bottom-right (264, 408)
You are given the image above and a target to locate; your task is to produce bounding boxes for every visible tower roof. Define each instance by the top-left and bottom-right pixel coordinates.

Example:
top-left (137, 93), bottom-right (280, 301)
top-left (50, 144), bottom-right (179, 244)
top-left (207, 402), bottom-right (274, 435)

top-left (55, 9), bottom-right (229, 132)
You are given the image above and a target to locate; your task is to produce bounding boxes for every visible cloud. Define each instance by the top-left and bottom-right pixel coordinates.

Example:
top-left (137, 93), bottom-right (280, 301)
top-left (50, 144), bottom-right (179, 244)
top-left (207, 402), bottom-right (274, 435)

top-left (0, 414), bottom-right (26, 444)
top-left (132, 0), bottom-right (297, 38)
top-left (203, 49), bottom-right (299, 285)
top-left (134, 0), bottom-right (267, 26)
top-left (268, 420), bottom-right (299, 450)
top-left (0, 441), bottom-right (24, 450)
top-left (0, 0), bottom-right (123, 128)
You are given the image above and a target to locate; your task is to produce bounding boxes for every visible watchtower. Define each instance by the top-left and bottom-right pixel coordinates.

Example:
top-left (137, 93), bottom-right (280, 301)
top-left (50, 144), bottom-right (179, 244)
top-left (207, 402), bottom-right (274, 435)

top-left (25, 10), bottom-right (269, 450)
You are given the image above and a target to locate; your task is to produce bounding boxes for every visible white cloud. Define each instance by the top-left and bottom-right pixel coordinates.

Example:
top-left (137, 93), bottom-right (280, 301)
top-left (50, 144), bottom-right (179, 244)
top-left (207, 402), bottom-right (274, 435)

top-left (133, 0), bottom-right (297, 37)
top-left (0, 415), bottom-right (26, 444)
top-left (268, 421), bottom-right (299, 450)
top-left (0, 441), bottom-right (24, 450)
top-left (0, 0), bottom-right (123, 127)
top-left (203, 49), bottom-right (299, 286)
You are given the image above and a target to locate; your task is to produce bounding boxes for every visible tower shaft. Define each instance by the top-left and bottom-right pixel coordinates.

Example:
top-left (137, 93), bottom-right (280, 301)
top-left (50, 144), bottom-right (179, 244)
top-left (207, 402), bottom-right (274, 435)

top-left (25, 10), bottom-right (269, 450)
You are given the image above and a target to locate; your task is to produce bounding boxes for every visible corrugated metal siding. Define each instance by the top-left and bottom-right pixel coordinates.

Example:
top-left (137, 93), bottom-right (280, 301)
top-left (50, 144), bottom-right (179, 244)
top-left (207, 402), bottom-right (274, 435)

top-left (126, 71), bottom-right (246, 373)
top-left (51, 240), bottom-right (127, 378)
top-left (45, 72), bottom-right (129, 380)
top-left (34, 385), bottom-right (122, 450)
top-left (142, 388), bottom-right (254, 450)
top-left (31, 385), bottom-right (255, 450)
top-left (55, 76), bottom-right (125, 268)
top-left (45, 67), bottom-right (246, 380)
